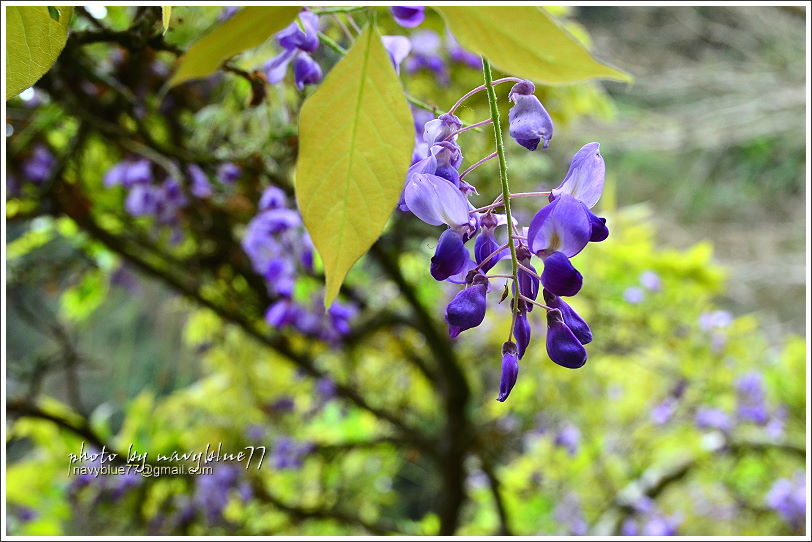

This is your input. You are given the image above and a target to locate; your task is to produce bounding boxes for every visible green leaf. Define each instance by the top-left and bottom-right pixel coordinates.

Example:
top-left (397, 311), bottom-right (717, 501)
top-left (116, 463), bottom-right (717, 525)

top-left (434, 6), bottom-right (631, 85)
top-left (167, 6), bottom-right (300, 87)
top-left (6, 6), bottom-right (72, 99)
top-left (60, 270), bottom-right (107, 322)
top-left (47, 6), bottom-right (60, 22)
top-left (161, 6), bottom-right (171, 35)
top-left (295, 25), bottom-right (414, 308)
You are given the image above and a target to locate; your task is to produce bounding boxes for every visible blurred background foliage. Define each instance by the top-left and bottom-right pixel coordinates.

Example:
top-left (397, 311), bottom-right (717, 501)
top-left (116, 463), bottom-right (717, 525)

top-left (5, 5), bottom-right (807, 536)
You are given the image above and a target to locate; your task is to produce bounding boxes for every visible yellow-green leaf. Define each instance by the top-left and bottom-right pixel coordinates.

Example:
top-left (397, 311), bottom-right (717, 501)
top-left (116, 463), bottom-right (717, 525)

top-left (161, 6), bottom-right (171, 35)
top-left (435, 6), bottom-right (631, 85)
top-left (5, 6), bottom-right (72, 99)
top-left (168, 6), bottom-right (300, 87)
top-left (295, 25), bottom-right (414, 308)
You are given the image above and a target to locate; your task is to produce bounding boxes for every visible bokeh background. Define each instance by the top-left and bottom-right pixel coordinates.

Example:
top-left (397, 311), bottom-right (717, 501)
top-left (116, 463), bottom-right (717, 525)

top-left (5, 5), bottom-right (807, 536)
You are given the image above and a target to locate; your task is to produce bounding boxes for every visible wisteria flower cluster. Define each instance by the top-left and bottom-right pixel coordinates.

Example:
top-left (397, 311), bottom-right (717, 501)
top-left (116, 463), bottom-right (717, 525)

top-left (242, 186), bottom-right (357, 344)
top-left (402, 75), bottom-right (610, 402)
top-left (262, 8), bottom-right (480, 93)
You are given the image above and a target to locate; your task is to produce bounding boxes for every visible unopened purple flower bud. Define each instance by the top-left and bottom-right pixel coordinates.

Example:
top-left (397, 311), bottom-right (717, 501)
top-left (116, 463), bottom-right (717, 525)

top-left (543, 289), bottom-right (592, 344)
top-left (497, 341), bottom-right (519, 402)
top-left (541, 251), bottom-right (583, 297)
top-left (546, 308), bottom-right (587, 369)
top-left (551, 143), bottom-right (605, 209)
top-left (508, 80), bottom-right (553, 151)
top-left (515, 246), bottom-right (540, 308)
top-left (474, 228), bottom-right (506, 273)
top-left (431, 228), bottom-right (469, 281)
top-left (445, 274), bottom-right (488, 336)
top-left (293, 53), bottom-right (322, 90)
top-left (391, 6), bottom-right (425, 28)
top-left (513, 310), bottom-right (531, 360)
top-left (382, 35), bottom-right (411, 74)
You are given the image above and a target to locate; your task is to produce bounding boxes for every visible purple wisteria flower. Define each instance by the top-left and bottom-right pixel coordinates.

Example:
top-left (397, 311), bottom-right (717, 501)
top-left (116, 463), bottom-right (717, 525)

top-left (497, 341), bottom-right (520, 402)
top-left (265, 10), bottom-right (322, 89)
top-left (529, 196), bottom-right (589, 297)
top-left (104, 158), bottom-right (152, 188)
top-left (508, 80), bottom-right (554, 151)
top-left (391, 6), bottom-right (425, 28)
top-left (292, 53), bottom-right (323, 90)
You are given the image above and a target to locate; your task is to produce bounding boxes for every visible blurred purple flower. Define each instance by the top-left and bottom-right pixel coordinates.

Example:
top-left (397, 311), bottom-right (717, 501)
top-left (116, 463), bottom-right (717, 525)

top-left (695, 407), bottom-right (733, 432)
top-left (554, 423), bottom-right (581, 456)
top-left (217, 162), bottom-right (241, 184)
top-left (23, 146), bottom-right (55, 184)
top-left (640, 270), bottom-right (662, 292)
top-left (765, 472), bottom-right (806, 529)
top-left (271, 438), bottom-right (314, 470)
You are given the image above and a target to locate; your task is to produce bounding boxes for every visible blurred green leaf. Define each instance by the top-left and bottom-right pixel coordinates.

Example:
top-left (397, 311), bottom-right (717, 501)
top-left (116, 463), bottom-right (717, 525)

top-left (59, 270), bottom-right (107, 322)
top-left (295, 24), bottom-right (414, 307)
top-left (434, 6), bottom-right (631, 85)
top-left (168, 6), bottom-right (300, 87)
top-left (5, 6), bottom-right (72, 99)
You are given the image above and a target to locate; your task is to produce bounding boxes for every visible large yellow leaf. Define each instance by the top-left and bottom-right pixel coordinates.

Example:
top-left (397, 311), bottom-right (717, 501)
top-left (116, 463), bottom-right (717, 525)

top-left (168, 6), bottom-right (300, 87)
top-left (295, 25), bottom-right (414, 308)
top-left (5, 6), bottom-right (72, 99)
top-left (435, 6), bottom-right (631, 85)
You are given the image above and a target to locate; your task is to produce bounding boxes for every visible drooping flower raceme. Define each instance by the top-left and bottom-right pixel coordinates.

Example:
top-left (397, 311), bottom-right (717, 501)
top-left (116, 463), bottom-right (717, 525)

top-left (402, 76), bottom-right (611, 401)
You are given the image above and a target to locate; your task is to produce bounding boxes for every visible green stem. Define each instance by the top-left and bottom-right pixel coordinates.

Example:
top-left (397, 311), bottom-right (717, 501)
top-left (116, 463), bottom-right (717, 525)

top-left (318, 32), bottom-right (348, 55)
top-left (482, 57), bottom-right (520, 316)
top-left (312, 6), bottom-right (369, 15)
